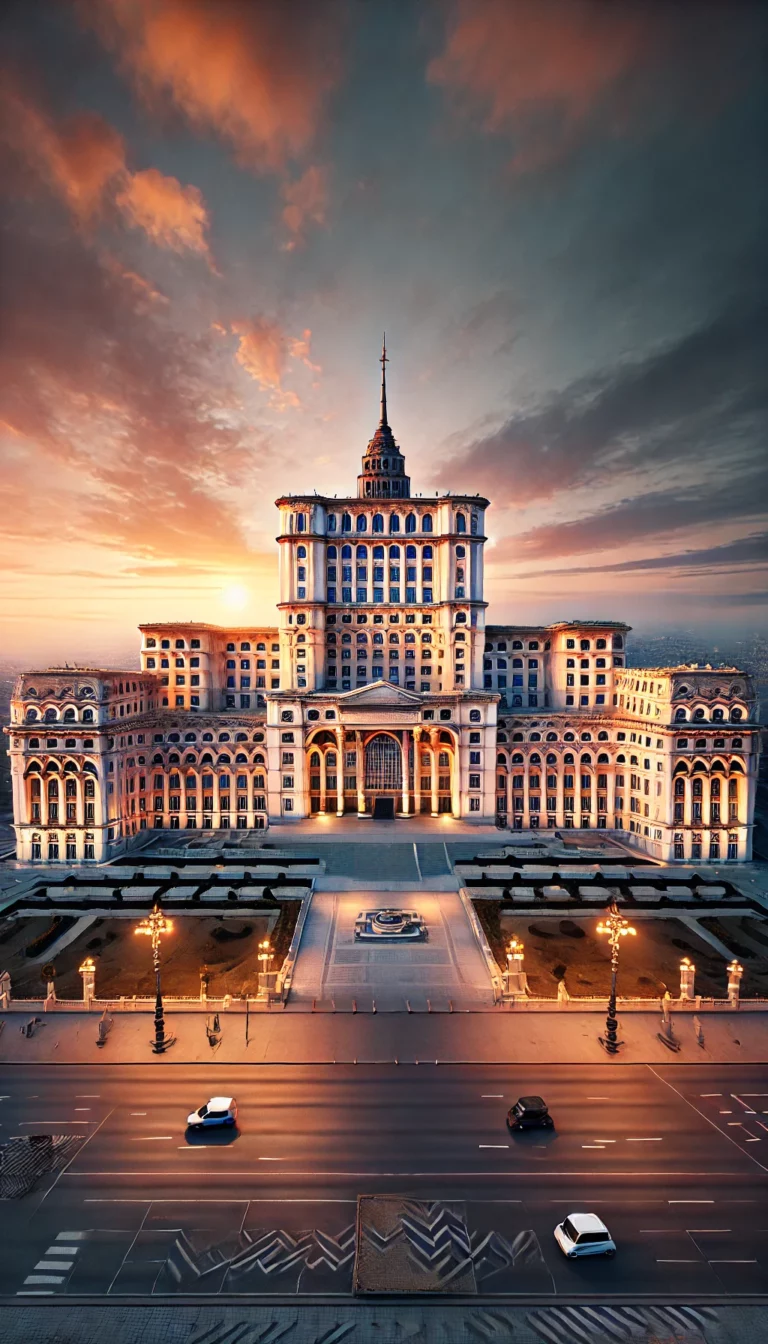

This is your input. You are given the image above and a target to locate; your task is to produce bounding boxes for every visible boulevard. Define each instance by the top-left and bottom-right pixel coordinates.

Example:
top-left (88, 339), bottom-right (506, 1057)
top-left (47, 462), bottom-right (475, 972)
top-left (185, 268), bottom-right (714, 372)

top-left (1, 1061), bottom-right (767, 1301)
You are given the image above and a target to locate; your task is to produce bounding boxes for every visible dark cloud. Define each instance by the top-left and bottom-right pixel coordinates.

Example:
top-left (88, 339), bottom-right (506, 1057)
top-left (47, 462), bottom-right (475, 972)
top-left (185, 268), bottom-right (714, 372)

top-left (514, 531), bottom-right (768, 578)
top-left (437, 297), bottom-right (768, 509)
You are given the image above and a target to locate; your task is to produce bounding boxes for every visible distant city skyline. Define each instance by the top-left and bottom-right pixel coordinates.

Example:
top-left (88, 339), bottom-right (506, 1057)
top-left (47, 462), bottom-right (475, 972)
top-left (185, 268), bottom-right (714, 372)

top-left (1, 0), bottom-right (766, 661)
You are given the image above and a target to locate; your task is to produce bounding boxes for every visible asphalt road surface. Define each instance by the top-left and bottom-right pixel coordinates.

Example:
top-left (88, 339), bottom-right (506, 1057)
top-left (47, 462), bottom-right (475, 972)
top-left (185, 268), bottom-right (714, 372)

top-left (1, 1062), bottom-right (767, 1301)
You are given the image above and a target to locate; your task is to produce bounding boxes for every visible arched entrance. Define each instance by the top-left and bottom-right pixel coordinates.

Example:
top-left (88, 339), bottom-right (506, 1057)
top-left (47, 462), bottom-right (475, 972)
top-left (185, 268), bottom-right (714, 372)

top-left (365, 733), bottom-right (401, 817)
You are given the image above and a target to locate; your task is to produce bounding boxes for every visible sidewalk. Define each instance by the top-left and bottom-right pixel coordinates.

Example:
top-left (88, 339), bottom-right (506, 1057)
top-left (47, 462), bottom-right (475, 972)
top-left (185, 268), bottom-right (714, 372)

top-left (2, 1005), bottom-right (766, 1065)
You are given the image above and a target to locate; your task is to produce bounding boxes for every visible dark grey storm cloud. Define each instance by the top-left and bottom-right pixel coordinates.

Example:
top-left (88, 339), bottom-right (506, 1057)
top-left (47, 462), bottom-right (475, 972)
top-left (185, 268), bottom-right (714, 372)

top-left (515, 531), bottom-right (768, 578)
top-left (438, 296), bottom-right (768, 510)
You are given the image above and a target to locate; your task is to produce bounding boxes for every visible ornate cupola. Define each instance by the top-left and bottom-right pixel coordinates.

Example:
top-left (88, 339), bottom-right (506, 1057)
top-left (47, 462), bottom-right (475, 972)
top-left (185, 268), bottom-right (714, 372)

top-left (357, 337), bottom-right (411, 499)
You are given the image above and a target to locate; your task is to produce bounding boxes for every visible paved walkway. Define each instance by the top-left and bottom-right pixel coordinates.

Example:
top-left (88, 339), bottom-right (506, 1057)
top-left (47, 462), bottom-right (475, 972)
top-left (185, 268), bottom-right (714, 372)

top-left (286, 888), bottom-right (496, 1010)
top-left (2, 1005), bottom-right (766, 1064)
top-left (1, 1302), bottom-right (762, 1344)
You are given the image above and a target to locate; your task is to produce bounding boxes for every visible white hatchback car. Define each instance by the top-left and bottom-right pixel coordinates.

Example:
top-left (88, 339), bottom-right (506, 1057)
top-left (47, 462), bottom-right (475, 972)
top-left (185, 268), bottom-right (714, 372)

top-left (186, 1096), bottom-right (238, 1128)
top-left (554, 1213), bottom-right (616, 1258)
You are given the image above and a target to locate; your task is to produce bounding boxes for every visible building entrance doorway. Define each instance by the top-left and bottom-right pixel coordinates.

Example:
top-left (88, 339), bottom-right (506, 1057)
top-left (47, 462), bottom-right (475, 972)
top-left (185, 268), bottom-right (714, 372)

top-left (365, 733), bottom-right (401, 817)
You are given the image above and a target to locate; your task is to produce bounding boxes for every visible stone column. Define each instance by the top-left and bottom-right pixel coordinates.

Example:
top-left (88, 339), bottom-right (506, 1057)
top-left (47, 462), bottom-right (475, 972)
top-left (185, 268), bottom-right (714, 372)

top-left (679, 957), bottom-right (695, 1000)
top-left (413, 734), bottom-right (422, 817)
top-left (451, 739), bottom-right (461, 818)
top-left (606, 769), bottom-right (616, 825)
top-left (430, 731), bottom-right (439, 816)
top-left (556, 761), bottom-right (565, 829)
top-left (335, 729), bottom-right (344, 816)
top-left (356, 731), bottom-right (366, 816)
top-left (400, 730), bottom-right (410, 816)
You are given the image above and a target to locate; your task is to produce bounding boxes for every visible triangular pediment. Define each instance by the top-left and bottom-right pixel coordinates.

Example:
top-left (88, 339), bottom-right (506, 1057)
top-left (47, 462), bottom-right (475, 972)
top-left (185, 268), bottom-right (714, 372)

top-left (338, 679), bottom-right (422, 707)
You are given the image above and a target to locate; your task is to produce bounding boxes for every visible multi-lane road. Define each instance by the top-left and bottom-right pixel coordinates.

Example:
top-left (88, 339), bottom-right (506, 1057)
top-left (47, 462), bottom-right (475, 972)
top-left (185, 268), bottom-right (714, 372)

top-left (1, 1062), bottom-right (767, 1300)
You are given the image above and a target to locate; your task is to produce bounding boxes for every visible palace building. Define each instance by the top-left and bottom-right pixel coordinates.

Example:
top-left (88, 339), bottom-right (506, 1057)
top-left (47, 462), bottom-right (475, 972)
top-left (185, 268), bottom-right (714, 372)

top-left (5, 345), bottom-right (760, 865)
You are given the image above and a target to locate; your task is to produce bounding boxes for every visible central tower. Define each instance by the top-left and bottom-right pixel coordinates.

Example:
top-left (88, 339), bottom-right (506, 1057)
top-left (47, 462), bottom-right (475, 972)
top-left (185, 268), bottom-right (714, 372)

top-left (357, 337), bottom-right (410, 498)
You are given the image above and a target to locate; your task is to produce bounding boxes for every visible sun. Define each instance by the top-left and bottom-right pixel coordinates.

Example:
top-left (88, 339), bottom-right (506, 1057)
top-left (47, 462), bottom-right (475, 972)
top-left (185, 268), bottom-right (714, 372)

top-left (221, 583), bottom-right (249, 612)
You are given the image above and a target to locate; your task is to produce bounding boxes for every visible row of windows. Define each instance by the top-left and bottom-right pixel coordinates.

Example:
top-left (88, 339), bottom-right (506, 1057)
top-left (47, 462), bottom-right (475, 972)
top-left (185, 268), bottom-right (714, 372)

top-left (26, 707), bottom-right (96, 723)
top-left (291, 510), bottom-right (479, 535)
top-left (673, 706), bottom-right (745, 722)
top-left (321, 543), bottom-right (444, 560)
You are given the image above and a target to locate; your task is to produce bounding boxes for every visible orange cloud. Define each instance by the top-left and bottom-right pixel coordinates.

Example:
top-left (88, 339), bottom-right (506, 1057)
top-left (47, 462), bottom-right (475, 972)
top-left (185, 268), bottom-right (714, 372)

top-left (230, 319), bottom-right (320, 409)
top-left (280, 164), bottom-right (328, 248)
top-left (428, 0), bottom-right (650, 172)
top-left (82, 0), bottom-right (344, 170)
top-left (1, 78), bottom-right (214, 260)
top-left (115, 167), bottom-right (214, 262)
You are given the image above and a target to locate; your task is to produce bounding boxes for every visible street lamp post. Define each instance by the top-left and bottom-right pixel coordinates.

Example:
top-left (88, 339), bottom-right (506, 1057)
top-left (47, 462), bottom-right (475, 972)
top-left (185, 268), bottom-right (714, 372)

top-left (135, 904), bottom-right (175, 1054)
top-left (258, 938), bottom-right (274, 1000)
top-left (596, 900), bottom-right (636, 1055)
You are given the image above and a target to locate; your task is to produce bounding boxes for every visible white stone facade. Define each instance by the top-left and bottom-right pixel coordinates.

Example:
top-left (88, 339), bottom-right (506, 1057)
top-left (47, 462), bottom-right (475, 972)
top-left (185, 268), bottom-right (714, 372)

top-left (4, 352), bottom-right (761, 863)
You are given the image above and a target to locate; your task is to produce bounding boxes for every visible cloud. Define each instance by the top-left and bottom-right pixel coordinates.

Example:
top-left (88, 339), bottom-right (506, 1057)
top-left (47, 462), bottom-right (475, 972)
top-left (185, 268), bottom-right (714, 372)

top-left (81, 0), bottom-right (344, 170)
top-left (230, 319), bottom-right (319, 408)
top-left (437, 298), bottom-right (768, 510)
top-left (0, 194), bottom-right (259, 568)
top-left (427, 1), bottom-right (752, 174)
top-left (0, 77), bottom-right (215, 262)
top-left (115, 166), bottom-right (214, 263)
top-left (517, 532), bottom-right (768, 578)
top-left (280, 164), bottom-right (328, 249)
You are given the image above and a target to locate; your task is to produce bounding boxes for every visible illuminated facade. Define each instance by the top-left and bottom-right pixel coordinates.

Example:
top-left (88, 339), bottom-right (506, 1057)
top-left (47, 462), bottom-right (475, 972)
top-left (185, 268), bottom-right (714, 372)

top-left (5, 346), bottom-right (760, 863)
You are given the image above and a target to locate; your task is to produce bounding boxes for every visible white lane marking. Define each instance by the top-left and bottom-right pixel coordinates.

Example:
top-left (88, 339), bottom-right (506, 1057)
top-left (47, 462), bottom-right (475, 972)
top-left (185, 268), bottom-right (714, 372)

top-left (745, 1138), bottom-right (761, 1143)
top-left (741, 1094), bottom-right (768, 1097)
top-left (593, 1139), bottom-right (617, 1143)
top-left (656, 1259), bottom-right (698, 1263)
top-left (648, 1066), bottom-right (768, 1175)
top-left (412, 843), bottom-right (422, 881)
top-left (16, 1291), bottom-right (54, 1296)
top-left (23, 1275), bottom-right (64, 1285)
top-left (689, 1229), bottom-right (732, 1233)
top-left (720, 1110), bottom-right (733, 1114)
top-left (74, 1109), bottom-right (91, 1112)
top-left (479, 1144), bottom-right (509, 1149)
top-left (756, 1122), bottom-right (768, 1134)
top-left (710, 1258), bottom-right (758, 1263)
top-left (34, 1261), bottom-right (72, 1272)
top-left (130, 1112), bottom-right (147, 1116)
top-left (582, 1145), bottom-right (606, 1149)
top-left (18, 1121), bottom-right (87, 1126)
top-left (626, 1137), bottom-right (663, 1141)
top-left (700, 1093), bottom-right (722, 1097)
top-left (587, 1096), bottom-right (610, 1099)
top-left (481, 1095), bottom-right (504, 1098)
top-left (133, 1136), bottom-right (172, 1141)
top-left (669, 1200), bottom-right (714, 1204)
top-left (66, 1168), bottom-right (744, 1178)
top-left (258, 1157), bottom-right (284, 1161)
top-left (75, 1095), bottom-right (100, 1098)
top-left (56, 1232), bottom-right (86, 1241)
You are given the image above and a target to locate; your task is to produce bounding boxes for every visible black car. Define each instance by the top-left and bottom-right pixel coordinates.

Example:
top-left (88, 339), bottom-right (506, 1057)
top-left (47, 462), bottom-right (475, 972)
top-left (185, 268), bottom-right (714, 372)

top-left (507, 1096), bottom-right (554, 1130)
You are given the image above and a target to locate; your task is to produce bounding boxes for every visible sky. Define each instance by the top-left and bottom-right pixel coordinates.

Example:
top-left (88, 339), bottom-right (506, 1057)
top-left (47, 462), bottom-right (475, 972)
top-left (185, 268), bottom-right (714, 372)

top-left (1, 0), bottom-right (766, 664)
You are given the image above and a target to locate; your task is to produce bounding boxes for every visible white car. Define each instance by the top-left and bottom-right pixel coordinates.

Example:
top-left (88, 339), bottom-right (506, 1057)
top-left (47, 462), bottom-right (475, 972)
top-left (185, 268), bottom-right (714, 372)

top-left (554, 1213), bottom-right (616, 1258)
top-left (186, 1096), bottom-right (238, 1128)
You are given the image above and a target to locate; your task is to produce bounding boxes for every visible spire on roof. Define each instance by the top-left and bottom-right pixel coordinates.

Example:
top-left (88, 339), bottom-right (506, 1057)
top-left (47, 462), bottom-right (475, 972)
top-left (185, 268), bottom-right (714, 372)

top-left (379, 333), bottom-right (389, 427)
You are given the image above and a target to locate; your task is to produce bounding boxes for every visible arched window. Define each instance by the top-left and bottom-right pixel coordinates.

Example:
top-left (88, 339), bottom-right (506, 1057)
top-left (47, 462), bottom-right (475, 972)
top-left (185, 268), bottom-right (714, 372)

top-left (389, 514), bottom-right (400, 533)
top-left (512, 753), bottom-right (524, 765)
top-left (341, 512), bottom-right (352, 532)
top-left (327, 545), bottom-right (337, 559)
top-left (546, 732), bottom-right (557, 741)
top-left (674, 777), bottom-right (685, 797)
top-left (712, 709), bottom-right (724, 721)
top-left (546, 753), bottom-right (557, 764)
top-left (731, 707), bottom-right (743, 721)
top-left (356, 514), bottom-right (367, 533)
top-left (297, 545), bottom-right (306, 559)
top-left (530, 733), bottom-right (541, 742)
top-left (674, 708), bottom-right (687, 721)
top-left (405, 513), bottom-right (416, 533)
top-left (693, 708), bottom-right (706, 721)
top-left (422, 514), bottom-right (433, 533)
top-left (63, 708), bottom-right (76, 722)
top-left (471, 514), bottom-right (478, 534)
top-left (563, 753), bottom-right (574, 764)
top-left (342, 544), bottom-right (352, 559)
top-left (357, 544), bottom-right (367, 559)
top-left (456, 512), bottom-right (466, 534)
top-left (372, 513), bottom-right (384, 533)
top-left (327, 513), bottom-right (337, 532)
top-left (44, 709), bottom-right (57, 722)
top-left (597, 753), bottom-right (609, 764)
top-left (25, 709), bottom-right (39, 722)
top-left (296, 513), bottom-right (306, 533)
top-left (597, 731), bottom-right (609, 741)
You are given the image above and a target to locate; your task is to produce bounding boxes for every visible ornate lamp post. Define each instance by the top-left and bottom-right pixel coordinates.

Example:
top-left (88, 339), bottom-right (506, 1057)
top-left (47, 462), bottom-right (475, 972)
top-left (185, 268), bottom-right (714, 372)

top-left (596, 900), bottom-right (636, 1054)
top-left (135, 904), bottom-right (175, 1053)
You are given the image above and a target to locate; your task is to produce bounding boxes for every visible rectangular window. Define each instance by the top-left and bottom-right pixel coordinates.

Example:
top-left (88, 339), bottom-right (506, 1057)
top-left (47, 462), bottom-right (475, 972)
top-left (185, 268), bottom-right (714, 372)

top-left (469, 773), bottom-right (481, 789)
top-left (406, 587), bottom-right (416, 603)
top-left (356, 587), bottom-right (367, 603)
top-left (423, 587), bottom-right (433, 602)
top-left (469, 797), bottom-right (480, 811)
